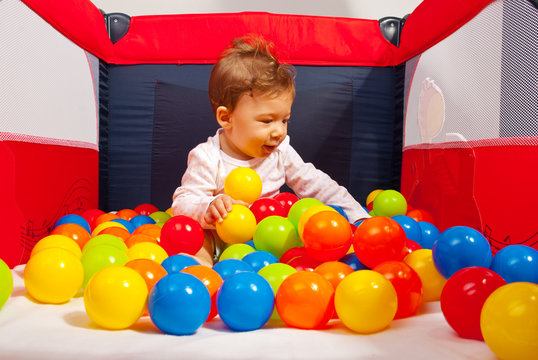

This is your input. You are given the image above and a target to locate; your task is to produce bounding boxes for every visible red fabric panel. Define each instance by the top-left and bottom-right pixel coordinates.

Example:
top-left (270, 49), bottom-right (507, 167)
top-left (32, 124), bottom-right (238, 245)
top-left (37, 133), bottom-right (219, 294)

top-left (0, 141), bottom-right (98, 268)
top-left (20, 0), bottom-right (113, 60)
top-left (397, 0), bottom-right (495, 63)
top-left (111, 12), bottom-right (396, 66)
top-left (401, 140), bottom-right (538, 254)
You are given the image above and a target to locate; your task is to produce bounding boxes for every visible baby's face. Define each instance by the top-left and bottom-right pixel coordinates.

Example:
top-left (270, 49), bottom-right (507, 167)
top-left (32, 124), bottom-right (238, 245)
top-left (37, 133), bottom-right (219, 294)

top-left (221, 90), bottom-right (293, 160)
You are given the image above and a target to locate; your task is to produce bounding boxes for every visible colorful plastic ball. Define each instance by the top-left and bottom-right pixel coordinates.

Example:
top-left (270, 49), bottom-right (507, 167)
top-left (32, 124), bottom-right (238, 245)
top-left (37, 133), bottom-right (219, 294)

top-left (134, 203), bottom-right (159, 216)
top-left (275, 271), bottom-right (334, 329)
top-left (373, 261), bottom-right (423, 319)
top-left (212, 259), bottom-right (254, 281)
top-left (81, 244), bottom-right (129, 288)
top-left (149, 211), bottom-right (171, 227)
top-left (297, 204), bottom-right (337, 239)
top-left (407, 208), bottom-right (435, 224)
top-left (84, 266), bottom-right (148, 329)
top-left (159, 215), bottom-right (204, 256)
top-left (130, 215), bottom-right (156, 229)
top-left (218, 243), bottom-right (256, 261)
top-left (224, 167), bottom-right (262, 204)
top-left (353, 216), bottom-right (408, 269)
top-left (417, 221), bottom-right (440, 249)
top-left (115, 209), bottom-right (139, 221)
top-left (242, 251), bottom-right (279, 272)
top-left (253, 216), bottom-right (300, 259)
top-left (372, 190), bottom-right (407, 217)
top-left (335, 270), bottom-right (398, 333)
top-left (432, 226), bottom-right (492, 279)
top-left (366, 189), bottom-right (384, 206)
top-left (273, 192), bottom-right (299, 215)
top-left (216, 204), bottom-right (257, 245)
top-left (82, 234), bottom-right (128, 256)
top-left (480, 282), bottom-right (538, 360)
top-left (404, 249), bottom-right (447, 302)
top-left (287, 198), bottom-right (324, 230)
top-left (217, 272), bottom-right (274, 331)
top-left (30, 234), bottom-right (82, 259)
top-left (0, 258), bottom-right (13, 310)
top-left (93, 213), bottom-right (120, 228)
top-left (279, 246), bottom-right (307, 264)
top-left (127, 242), bottom-right (168, 264)
top-left (161, 254), bottom-right (200, 274)
top-left (181, 265), bottom-right (223, 322)
top-left (339, 253), bottom-right (369, 271)
top-left (148, 273), bottom-right (210, 335)
top-left (132, 223), bottom-right (162, 240)
top-left (314, 261), bottom-right (354, 292)
top-left (91, 221), bottom-right (128, 237)
top-left (249, 198), bottom-right (287, 223)
top-left (126, 234), bottom-right (158, 248)
top-left (98, 226), bottom-right (131, 243)
top-left (490, 245), bottom-right (538, 284)
top-left (54, 214), bottom-right (91, 234)
top-left (81, 208), bottom-right (105, 231)
top-left (302, 211), bottom-right (352, 262)
top-left (405, 239), bottom-right (422, 254)
top-left (111, 218), bottom-right (136, 233)
top-left (245, 240), bottom-right (255, 248)
top-left (125, 258), bottom-right (167, 293)
top-left (328, 205), bottom-right (348, 220)
top-left (392, 215), bottom-right (422, 243)
top-left (441, 267), bottom-right (506, 340)
top-left (257, 263), bottom-right (297, 319)
top-left (50, 223), bottom-right (91, 249)
top-left (24, 248), bottom-right (83, 304)
top-left (287, 254), bottom-right (323, 272)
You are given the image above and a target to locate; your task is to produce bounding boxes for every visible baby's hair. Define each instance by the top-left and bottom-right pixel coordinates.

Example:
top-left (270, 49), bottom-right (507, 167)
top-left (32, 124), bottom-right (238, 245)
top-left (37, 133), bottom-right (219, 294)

top-left (208, 34), bottom-right (296, 114)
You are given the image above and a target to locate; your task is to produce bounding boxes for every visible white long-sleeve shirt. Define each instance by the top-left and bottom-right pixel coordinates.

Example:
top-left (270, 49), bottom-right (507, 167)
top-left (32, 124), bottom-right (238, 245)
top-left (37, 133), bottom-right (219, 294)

top-left (172, 129), bottom-right (370, 228)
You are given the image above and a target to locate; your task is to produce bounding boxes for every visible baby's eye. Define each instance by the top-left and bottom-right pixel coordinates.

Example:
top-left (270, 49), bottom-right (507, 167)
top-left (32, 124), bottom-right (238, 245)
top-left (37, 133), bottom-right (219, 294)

top-left (261, 119), bottom-right (272, 124)
top-left (282, 118), bottom-right (290, 124)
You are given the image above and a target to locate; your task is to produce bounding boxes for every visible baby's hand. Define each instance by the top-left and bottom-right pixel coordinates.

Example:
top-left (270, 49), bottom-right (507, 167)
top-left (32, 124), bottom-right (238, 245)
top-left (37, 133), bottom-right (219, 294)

top-left (204, 195), bottom-right (247, 225)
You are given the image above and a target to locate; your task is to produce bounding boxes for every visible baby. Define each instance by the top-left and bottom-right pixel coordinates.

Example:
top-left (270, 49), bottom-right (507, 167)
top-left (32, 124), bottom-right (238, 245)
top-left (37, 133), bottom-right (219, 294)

top-left (172, 35), bottom-right (369, 266)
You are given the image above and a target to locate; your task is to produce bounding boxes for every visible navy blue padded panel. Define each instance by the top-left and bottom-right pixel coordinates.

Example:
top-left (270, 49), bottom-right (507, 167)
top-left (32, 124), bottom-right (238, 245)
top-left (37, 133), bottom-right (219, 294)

top-left (104, 64), bottom-right (400, 211)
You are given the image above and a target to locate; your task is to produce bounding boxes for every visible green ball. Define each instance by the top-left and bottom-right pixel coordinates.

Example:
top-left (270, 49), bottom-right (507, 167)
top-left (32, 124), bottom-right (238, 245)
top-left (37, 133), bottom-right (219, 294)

top-left (82, 234), bottom-right (128, 256)
top-left (219, 243), bottom-right (256, 261)
top-left (372, 190), bottom-right (407, 217)
top-left (149, 211), bottom-right (171, 227)
top-left (81, 244), bottom-right (129, 288)
top-left (253, 216), bottom-right (300, 259)
top-left (257, 262), bottom-right (297, 320)
top-left (287, 198), bottom-right (324, 231)
top-left (0, 258), bottom-right (13, 310)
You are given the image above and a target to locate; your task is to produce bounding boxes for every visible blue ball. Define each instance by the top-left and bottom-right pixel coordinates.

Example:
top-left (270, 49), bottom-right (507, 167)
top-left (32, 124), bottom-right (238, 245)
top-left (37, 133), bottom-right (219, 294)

top-left (392, 215), bottom-right (422, 243)
top-left (148, 273), bottom-right (210, 335)
top-left (212, 259), bottom-right (254, 281)
top-left (110, 218), bottom-right (135, 233)
top-left (490, 245), bottom-right (538, 284)
top-left (417, 221), bottom-right (440, 249)
top-left (54, 214), bottom-right (91, 233)
top-left (245, 240), bottom-right (256, 249)
top-left (130, 215), bottom-right (155, 229)
top-left (339, 253), bottom-right (369, 271)
top-left (432, 226), bottom-right (492, 279)
top-left (161, 254), bottom-right (200, 274)
top-left (242, 251), bottom-right (278, 272)
top-left (328, 205), bottom-right (348, 220)
top-left (216, 272), bottom-right (274, 331)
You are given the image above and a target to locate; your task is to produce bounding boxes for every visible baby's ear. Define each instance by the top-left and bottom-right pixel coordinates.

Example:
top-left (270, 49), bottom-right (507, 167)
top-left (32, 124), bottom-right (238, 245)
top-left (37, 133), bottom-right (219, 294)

top-left (216, 106), bottom-right (232, 129)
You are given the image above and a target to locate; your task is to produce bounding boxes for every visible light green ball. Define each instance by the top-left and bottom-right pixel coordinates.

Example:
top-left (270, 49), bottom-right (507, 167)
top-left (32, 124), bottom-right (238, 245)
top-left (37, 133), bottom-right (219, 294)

top-left (0, 259), bottom-right (13, 310)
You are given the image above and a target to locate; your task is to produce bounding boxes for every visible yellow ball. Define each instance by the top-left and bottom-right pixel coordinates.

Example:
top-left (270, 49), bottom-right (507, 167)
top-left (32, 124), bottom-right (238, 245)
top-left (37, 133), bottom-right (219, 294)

top-left (297, 205), bottom-right (337, 240)
top-left (216, 204), bottom-right (257, 244)
top-left (83, 266), bottom-right (148, 329)
top-left (404, 249), bottom-right (447, 302)
top-left (30, 234), bottom-right (82, 259)
top-left (91, 221), bottom-right (128, 237)
top-left (335, 270), bottom-right (398, 333)
top-left (481, 282), bottom-right (538, 360)
top-left (24, 247), bottom-right (84, 304)
top-left (224, 167), bottom-right (262, 204)
top-left (127, 242), bottom-right (168, 264)
top-left (366, 189), bottom-right (384, 205)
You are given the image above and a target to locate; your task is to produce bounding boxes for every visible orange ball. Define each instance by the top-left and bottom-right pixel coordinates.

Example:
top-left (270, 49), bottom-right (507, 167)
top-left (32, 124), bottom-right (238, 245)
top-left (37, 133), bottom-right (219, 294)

top-left (302, 211), bottom-right (352, 262)
top-left (314, 261), bottom-right (354, 290)
top-left (406, 208), bottom-right (435, 225)
top-left (98, 227), bottom-right (131, 243)
top-left (50, 223), bottom-right (91, 249)
top-left (125, 258), bottom-right (167, 316)
top-left (116, 209), bottom-right (139, 221)
top-left (94, 213), bottom-right (120, 228)
top-left (275, 271), bottom-right (334, 329)
top-left (181, 265), bottom-right (223, 322)
top-left (125, 234), bottom-right (158, 248)
top-left (133, 223), bottom-right (161, 242)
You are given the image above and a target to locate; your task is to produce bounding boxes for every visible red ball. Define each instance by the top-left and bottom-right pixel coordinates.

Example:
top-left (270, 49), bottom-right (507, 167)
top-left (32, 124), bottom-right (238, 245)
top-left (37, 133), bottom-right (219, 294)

top-left (440, 266), bottom-right (506, 340)
top-left (406, 208), bottom-right (435, 224)
top-left (353, 216), bottom-right (408, 269)
top-left (373, 261), bottom-right (423, 319)
top-left (81, 208), bottom-right (105, 231)
top-left (134, 203), bottom-right (159, 216)
top-left (273, 192), bottom-right (299, 216)
top-left (405, 238), bottom-right (422, 254)
top-left (249, 198), bottom-right (287, 223)
top-left (287, 254), bottom-right (322, 272)
top-left (279, 246), bottom-right (308, 264)
top-left (302, 211), bottom-right (352, 262)
top-left (159, 215), bottom-right (204, 256)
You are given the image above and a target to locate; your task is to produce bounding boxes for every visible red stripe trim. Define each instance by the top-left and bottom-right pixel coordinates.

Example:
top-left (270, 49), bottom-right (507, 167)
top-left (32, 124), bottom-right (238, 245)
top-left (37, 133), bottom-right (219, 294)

top-left (0, 132), bottom-right (99, 151)
top-left (403, 136), bottom-right (538, 151)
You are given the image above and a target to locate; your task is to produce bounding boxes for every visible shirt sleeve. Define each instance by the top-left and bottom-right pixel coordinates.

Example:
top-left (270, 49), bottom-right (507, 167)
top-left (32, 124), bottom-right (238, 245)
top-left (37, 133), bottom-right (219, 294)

top-left (171, 144), bottom-right (220, 229)
top-left (282, 143), bottom-right (370, 223)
